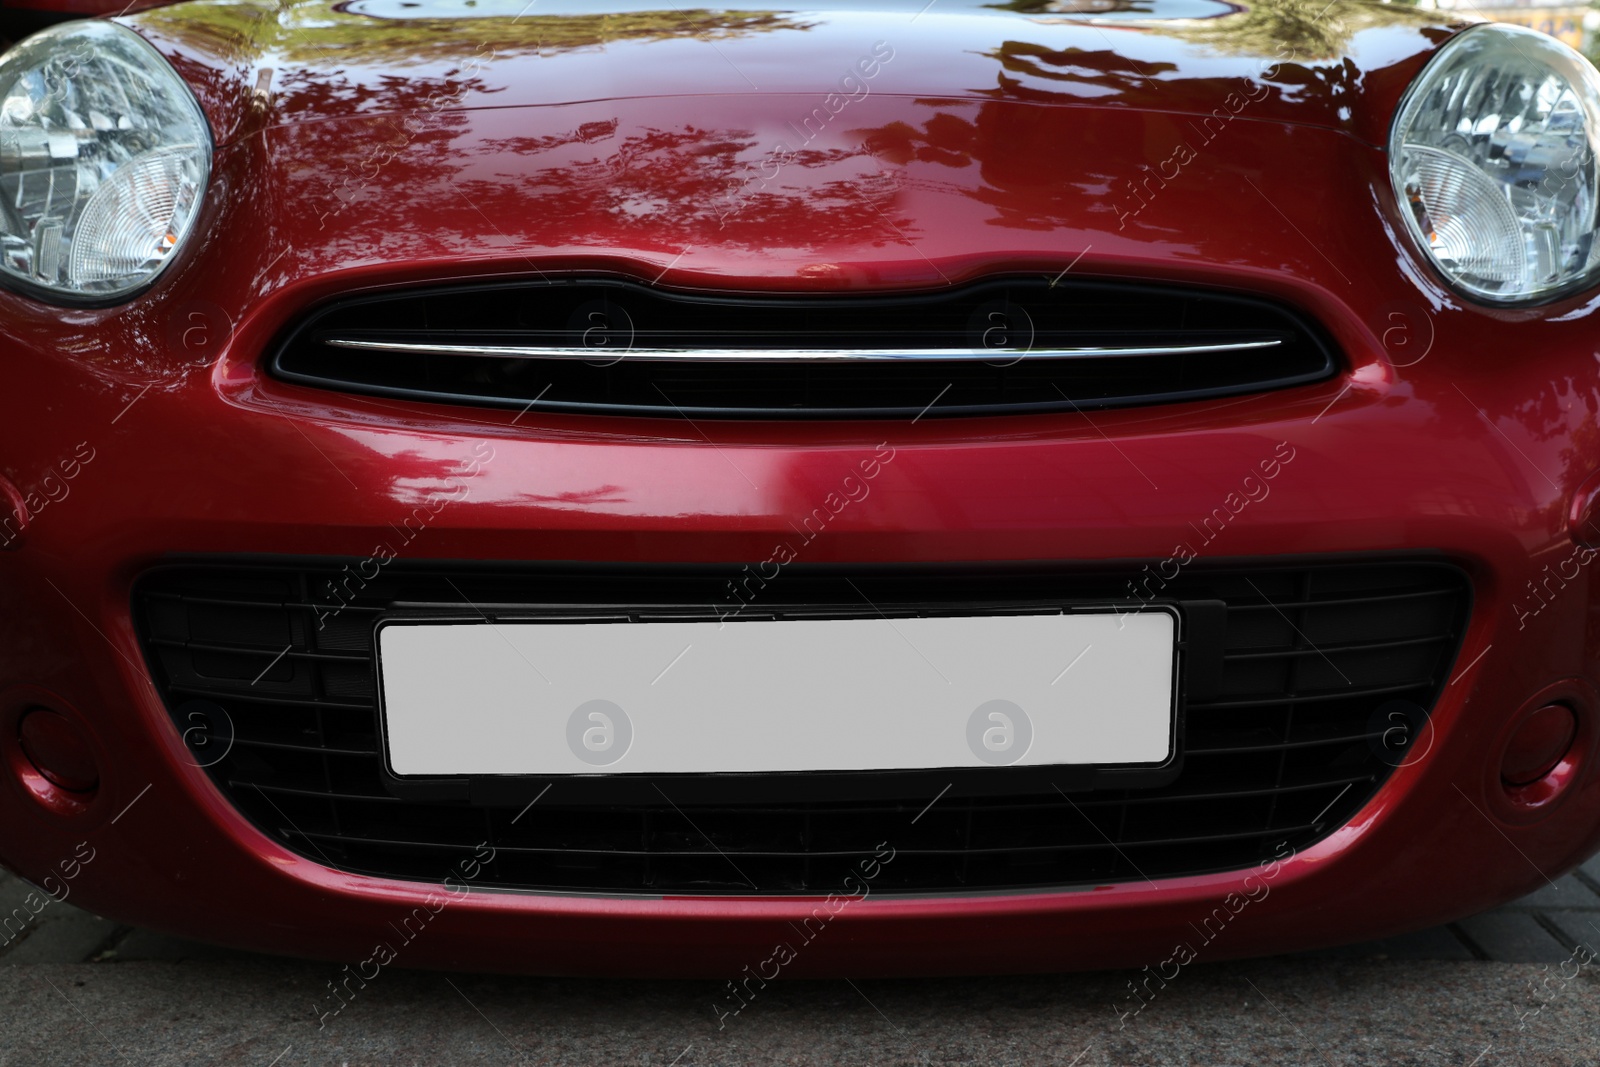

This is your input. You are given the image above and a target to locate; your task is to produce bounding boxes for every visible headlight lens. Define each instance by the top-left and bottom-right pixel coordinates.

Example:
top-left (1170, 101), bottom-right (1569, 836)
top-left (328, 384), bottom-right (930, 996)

top-left (0, 21), bottom-right (210, 302)
top-left (1391, 23), bottom-right (1600, 305)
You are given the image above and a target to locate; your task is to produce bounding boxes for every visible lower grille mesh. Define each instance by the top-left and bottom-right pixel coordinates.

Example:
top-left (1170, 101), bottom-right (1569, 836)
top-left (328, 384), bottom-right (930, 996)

top-left (135, 561), bottom-right (1469, 895)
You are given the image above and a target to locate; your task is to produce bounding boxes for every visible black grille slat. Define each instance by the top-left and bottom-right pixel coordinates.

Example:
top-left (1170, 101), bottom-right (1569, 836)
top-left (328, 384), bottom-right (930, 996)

top-left (228, 781), bottom-right (400, 803)
top-left (136, 560), bottom-right (1469, 896)
top-left (229, 737), bottom-right (376, 757)
top-left (147, 637), bottom-right (370, 662)
top-left (1195, 682), bottom-right (1438, 710)
top-left (166, 685), bottom-right (372, 710)
top-left (1186, 733), bottom-right (1389, 756)
top-left (1224, 633), bottom-right (1449, 660)
top-left (268, 277), bottom-right (1338, 419)
top-left (1226, 588), bottom-right (1460, 611)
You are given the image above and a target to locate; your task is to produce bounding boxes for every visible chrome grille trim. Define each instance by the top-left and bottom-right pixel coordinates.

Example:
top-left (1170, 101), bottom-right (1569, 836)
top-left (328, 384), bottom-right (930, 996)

top-left (320, 337), bottom-right (1286, 362)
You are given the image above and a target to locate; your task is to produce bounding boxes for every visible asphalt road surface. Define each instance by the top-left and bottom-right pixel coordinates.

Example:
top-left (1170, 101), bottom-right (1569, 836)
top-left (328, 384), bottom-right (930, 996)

top-left (3, 858), bottom-right (1600, 1066)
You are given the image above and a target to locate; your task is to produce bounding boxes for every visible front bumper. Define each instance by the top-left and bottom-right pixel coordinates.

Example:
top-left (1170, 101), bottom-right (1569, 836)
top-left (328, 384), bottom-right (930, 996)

top-left (1, 362), bottom-right (1596, 975)
top-left (1, 106), bottom-right (1598, 976)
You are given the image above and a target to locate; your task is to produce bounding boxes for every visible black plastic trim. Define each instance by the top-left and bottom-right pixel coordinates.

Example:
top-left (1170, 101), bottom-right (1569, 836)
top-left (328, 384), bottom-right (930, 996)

top-left (266, 273), bottom-right (1341, 420)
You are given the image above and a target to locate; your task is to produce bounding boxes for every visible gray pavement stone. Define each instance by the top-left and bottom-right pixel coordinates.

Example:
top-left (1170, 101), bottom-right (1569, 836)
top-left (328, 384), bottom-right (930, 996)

top-left (106, 929), bottom-right (255, 964)
top-left (1502, 875), bottom-right (1600, 911)
top-left (1456, 912), bottom-right (1575, 964)
top-left (1539, 910), bottom-right (1600, 956)
top-left (2, 904), bottom-right (119, 965)
top-left (0, 874), bottom-right (44, 919)
top-left (1299, 924), bottom-right (1476, 961)
top-left (0, 879), bottom-right (77, 962)
top-left (0, 958), bottom-right (1598, 1067)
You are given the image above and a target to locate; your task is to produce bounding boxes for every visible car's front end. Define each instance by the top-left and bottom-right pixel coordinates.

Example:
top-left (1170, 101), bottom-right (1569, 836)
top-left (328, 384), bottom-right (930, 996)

top-left (1, 0), bottom-right (1599, 977)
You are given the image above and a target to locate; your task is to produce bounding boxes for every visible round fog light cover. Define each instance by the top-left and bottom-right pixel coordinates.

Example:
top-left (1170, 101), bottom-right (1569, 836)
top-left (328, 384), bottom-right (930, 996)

top-left (1391, 23), bottom-right (1600, 304)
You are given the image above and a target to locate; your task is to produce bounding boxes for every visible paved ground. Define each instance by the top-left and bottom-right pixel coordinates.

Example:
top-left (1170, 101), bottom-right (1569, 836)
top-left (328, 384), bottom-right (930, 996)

top-left (3, 860), bottom-right (1600, 1065)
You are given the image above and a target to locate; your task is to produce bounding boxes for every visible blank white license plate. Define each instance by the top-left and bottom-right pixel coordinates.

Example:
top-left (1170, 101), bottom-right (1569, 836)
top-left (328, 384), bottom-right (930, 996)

top-left (377, 610), bottom-right (1176, 777)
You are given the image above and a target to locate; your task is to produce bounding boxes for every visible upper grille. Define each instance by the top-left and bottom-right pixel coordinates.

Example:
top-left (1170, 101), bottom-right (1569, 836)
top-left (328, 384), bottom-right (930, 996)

top-left (268, 277), bottom-right (1337, 419)
top-left (134, 560), bottom-right (1468, 897)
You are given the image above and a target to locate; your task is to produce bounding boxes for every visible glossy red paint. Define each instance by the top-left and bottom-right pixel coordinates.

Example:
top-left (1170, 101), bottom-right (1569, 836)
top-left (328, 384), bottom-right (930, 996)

top-left (1, 0), bottom-right (1598, 976)
top-left (0, 0), bottom-right (175, 20)
top-left (0, 0), bottom-right (111, 17)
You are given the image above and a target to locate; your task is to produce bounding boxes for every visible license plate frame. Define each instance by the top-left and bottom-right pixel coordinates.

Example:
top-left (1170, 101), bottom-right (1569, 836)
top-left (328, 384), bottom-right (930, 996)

top-left (374, 601), bottom-right (1186, 805)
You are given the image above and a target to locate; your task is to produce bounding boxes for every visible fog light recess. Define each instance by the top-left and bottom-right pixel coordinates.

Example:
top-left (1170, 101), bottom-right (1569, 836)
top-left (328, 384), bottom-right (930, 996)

top-left (7, 704), bottom-right (100, 816)
top-left (1502, 704), bottom-right (1577, 787)
top-left (1497, 694), bottom-right (1589, 817)
top-left (18, 708), bottom-right (99, 793)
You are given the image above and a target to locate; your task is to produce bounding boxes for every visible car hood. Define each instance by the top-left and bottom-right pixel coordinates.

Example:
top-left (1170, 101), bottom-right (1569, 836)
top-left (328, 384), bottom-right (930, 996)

top-left (125, 0), bottom-right (1469, 149)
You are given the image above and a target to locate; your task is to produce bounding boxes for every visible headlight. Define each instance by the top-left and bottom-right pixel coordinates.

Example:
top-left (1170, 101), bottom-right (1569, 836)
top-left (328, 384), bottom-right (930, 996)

top-left (0, 21), bottom-right (210, 303)
top-left (1390, 23), bottom-right (1600, 305)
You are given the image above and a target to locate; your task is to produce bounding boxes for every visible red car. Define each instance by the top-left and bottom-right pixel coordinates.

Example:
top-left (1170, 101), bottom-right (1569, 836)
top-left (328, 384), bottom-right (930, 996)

top-left (0, 0), bottom-right (1598, 980)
